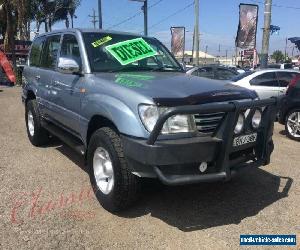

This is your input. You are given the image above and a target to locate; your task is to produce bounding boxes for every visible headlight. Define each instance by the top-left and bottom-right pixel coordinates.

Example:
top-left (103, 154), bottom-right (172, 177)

top-left (138, 105), bottom-right (159, 132)
top-left (138, 104), bottom-right (195, 133)
top-left (252, 109), bottom-right (262, 129)
top-left (234, 113), bottom-right (245, 134)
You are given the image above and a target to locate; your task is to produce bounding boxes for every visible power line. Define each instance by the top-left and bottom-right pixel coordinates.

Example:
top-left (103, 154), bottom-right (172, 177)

top-left (250, 0), bottom-right (300, 10)
top-left (107, 0), bottom-right (165, 29)
top-left (147, 1), bottom-right (194, 31)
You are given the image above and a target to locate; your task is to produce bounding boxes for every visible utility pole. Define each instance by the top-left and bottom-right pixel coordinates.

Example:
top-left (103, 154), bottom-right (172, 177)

top-left (98, 0), bottom-right (102, 29)
top-left (89, 9), bottom-right (98, 29)
top-left (143, 0), bottom-right (148, 36)
top-left (204, 45), bottom-right (208, 64)
top-left (284, 37), bottom-right (288, 62)
top-left (225, 50), bottom-right (228, 64)
top-left (194, 0), bottom-right (200, 66)
top-left (261, 0), bottom-right (272, 68)
top-left (130, 0), bottom-right (148, 36)
top-left (235, 46), bottom-right (238, 66)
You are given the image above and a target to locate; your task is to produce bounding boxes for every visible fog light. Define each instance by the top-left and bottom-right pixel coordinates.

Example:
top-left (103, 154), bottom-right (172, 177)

top-left (252, 109), bottom-right (262, 129)
top-left (234, 113), bottom-right (245, 134)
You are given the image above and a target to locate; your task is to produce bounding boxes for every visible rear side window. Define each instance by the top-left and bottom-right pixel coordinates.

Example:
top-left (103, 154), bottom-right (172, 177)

top-left (40, 35), bottom-right (61, 70)
top-left (29, 37), bottom-right (45, 67)
top-left (276, 72), bottom-right (300, 87)
top-left (250, 72), bottom-right (278, 87)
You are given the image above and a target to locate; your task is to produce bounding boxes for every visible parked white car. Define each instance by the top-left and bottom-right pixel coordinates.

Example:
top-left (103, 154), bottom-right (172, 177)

top-left (230, 69), bottom-right (300, 99)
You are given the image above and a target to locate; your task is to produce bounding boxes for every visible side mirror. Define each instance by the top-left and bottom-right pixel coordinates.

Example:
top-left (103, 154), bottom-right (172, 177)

top-left (57, 57), bottom-right (80, 74)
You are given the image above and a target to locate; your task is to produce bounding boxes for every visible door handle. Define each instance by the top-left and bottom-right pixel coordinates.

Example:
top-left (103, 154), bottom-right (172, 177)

top-left (35, 75), bottom-right (41, 80)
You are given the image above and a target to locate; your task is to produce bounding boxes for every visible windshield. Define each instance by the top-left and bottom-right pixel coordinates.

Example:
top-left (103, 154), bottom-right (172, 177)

top-left (231, 71), bottom-right (255, 82)
top-left (83, 32), bottom-right (183, 73)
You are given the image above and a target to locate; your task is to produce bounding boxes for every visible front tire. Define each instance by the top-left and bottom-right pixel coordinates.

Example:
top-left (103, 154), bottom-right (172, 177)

top-left (285, 109), bottom-right (300, 141)
top-left (25, 100), bottom-right (49, 146)
top-left (87, 127), bottom-right (140, 212)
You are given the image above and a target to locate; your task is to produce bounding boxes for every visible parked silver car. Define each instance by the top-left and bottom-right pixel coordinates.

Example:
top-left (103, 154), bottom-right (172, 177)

top-left (230, 69), bottom-right (300, 99)
top-left (186, 65), bottom-right (239, 80)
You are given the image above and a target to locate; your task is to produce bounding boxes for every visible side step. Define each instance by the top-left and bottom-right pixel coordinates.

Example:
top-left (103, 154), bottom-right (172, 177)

top-left (41, 120), bottom-right (86, 156)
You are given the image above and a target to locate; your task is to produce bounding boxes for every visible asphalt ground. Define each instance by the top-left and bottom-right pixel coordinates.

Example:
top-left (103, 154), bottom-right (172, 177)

top-left (0, 86), bottom-right (299, 249)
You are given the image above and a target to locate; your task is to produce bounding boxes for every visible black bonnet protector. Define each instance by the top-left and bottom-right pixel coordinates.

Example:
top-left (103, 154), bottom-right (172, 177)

top-left (153, 89), bottom-right (257, 107)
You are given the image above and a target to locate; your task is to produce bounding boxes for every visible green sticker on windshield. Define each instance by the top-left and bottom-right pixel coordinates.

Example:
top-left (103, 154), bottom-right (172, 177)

top-left (105, 38), bottom-right (157, 65)
top-left (92, 36), bottom-right (112, 47)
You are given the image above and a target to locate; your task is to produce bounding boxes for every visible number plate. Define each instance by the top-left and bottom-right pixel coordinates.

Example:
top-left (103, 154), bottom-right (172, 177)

top-left (233, 133), bottom-right (257, 147)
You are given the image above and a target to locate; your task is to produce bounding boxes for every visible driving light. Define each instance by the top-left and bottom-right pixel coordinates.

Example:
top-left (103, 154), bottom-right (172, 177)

top-left (162, 114), bottom-right (194, 134)
top-left (138, 105), bottom-right (195, 133)
top-left (252, 109), bottom-right (262, 129)
top-left (234, 113), bottom-right (245, 134)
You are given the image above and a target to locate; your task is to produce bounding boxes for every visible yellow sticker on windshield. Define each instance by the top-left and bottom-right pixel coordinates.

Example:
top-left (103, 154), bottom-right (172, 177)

top-left (92, 36), bottom-right (112, 48)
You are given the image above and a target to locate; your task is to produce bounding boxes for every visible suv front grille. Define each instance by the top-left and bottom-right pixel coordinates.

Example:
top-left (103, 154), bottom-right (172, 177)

top-left (194, 112), bottom-right (225, 134)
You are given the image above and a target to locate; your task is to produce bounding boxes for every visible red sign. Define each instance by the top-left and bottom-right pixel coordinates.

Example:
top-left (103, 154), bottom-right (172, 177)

top-left (0, 40), bottom-right (31, 56)
top-left (243, 49), bottom-right (254, 56)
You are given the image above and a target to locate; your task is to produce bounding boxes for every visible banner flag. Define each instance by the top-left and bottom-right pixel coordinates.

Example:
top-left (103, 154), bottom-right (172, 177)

top-left (170, 27), bottom-right (185, 58)
top-left (235, 4), bottom-right (259, 49)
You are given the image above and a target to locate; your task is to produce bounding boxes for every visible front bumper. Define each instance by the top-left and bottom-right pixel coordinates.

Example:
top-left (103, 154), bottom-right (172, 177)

top-left (122, 98), bottom-right (278, 185)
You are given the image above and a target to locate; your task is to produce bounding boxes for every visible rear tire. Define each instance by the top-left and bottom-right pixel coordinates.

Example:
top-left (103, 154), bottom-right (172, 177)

top-left (285, 109), bottom-right (300, 141)
top-left (25, 99), bottom-right (50, 146)
top-left (87, 127), bottom-right (140, 212)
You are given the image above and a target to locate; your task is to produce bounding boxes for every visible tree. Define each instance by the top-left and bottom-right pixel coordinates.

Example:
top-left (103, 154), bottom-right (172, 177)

top-left (271, 50), bottom-right (285, 63)
top-left (0, 0), bottom-right (16, 62)
top-left (0, 0), bottom-right (81, 66)
top-left (67, 0), bottom-right (81, 28)
top-left (30, 0), bottom-right (81, 33)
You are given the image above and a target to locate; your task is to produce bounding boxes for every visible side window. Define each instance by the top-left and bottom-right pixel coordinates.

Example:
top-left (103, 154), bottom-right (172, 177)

top-left (276, 72), bottom-right (300, 87)
top-left (191, 69), bottom-right (199, 76)
top-left (197, 67), bottom-right (214, 79)
top-left (60, 34), bottom-right (82, 67)
top-left (29, 37), bottom-right (45, 67)
top-left (40, 35), bottom-right (61, 70)
top-left (215, 68), bottom-right (237, 80)
top-left (250, 72), bottom-right (278, 87)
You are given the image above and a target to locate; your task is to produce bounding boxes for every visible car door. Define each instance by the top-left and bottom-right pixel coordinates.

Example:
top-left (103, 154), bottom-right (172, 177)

top-left (25, 36), bottom-right (48, 116)
top-left (249, 72), bottom-right (279, 99)
top-left (276, 71), bottom-right (300, 96)
top-left (50, 33), bottom-right (84, 134)
top-left (38, 34), bottom-right (62, 118)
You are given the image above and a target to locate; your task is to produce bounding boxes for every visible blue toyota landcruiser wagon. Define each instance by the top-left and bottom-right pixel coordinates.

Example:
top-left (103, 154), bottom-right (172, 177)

top-left (22, 29), bottom-right (278, 212)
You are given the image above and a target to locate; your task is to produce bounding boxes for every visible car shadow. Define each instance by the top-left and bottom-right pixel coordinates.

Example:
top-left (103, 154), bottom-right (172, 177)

top-left (53, 142), bottom-right (293, 232)
top-left (55, 142), bottom-right (87, 173)
top-left (279, 130), bottom-right (286, 136)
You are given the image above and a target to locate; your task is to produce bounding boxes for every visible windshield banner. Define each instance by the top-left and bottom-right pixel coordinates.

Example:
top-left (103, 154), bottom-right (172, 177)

top-left (105, 38), bottom-right (156, 65)
top-left (235, 4), bottom-right (258, 49)
top-left (170, 27), bottom-right (185, 58)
